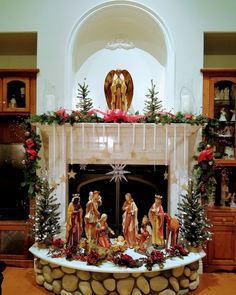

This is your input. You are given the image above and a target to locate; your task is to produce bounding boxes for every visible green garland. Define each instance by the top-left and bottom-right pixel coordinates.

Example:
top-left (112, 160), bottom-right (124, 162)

top-left (21, 119), bottom-right (42, 199)
top-left (30, 109), bottom-right (209, 125)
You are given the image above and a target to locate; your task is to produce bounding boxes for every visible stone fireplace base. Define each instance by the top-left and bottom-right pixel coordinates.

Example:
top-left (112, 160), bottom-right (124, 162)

top-left (30, 245), bottom-right (205, 295)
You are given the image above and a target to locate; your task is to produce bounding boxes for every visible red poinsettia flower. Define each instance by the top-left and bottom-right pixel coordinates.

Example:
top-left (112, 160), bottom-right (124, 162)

top-left (198, 145), bottom-right (213, 163)
top-left (166, 244), bottom-right (189, 258)
top-left (184, 113), bottom-right (193, 120)
top-left (87, 250), bottom-right (101, 265)
top-left (26, 148), bottom-right (38, 160)
top-left (25, 138), bottom-right (35, 149)
top-left (52, 238), bottom-right (64, 249)
top-left (55, 108), bottom-right (69, 120)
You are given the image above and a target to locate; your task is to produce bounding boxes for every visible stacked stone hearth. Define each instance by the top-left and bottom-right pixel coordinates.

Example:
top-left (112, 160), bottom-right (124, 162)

top-left (34, 258), bottom-right (200, 295)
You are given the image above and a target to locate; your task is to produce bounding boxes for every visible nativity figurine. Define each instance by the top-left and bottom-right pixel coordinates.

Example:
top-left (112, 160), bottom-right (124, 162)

top-left (104, 69), bottom-right (133, 111)
top-left (66, 194), bottom-right (83, 247)
top-left (96, 213), bottom-right (115, 248)
top-left (148, 194), bottom-right (165, 247)
top-left (84, 190), bottom-right (102, 243)
top-left (122, 192), bottom-right (139, 247)
top-left (139, 215), bottom-right (152, 251)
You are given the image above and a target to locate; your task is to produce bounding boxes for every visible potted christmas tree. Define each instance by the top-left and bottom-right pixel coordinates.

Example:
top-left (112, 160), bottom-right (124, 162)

top-left (143, 79), bottom-right (163, 122)
top-left (29, 177), bottom-right (61, 248)
top-left (177, 180), bottom-right (213, 252)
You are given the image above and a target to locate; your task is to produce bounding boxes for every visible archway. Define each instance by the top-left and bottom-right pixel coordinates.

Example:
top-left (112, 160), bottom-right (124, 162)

top-left (65, 1), bottom-right (175, 113)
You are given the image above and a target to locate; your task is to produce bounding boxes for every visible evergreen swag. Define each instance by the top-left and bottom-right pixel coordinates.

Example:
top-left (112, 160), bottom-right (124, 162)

top-left (177, 181), bottom-right (213, 249)
top-left (192, 120), bottom-right (217, 204)
top-left (21, 119), bottom-right (42, 199)
top-left (143, 79), bottom-right (163, 120)
top-left (30, 177), bottom-right (60, 245)
top-left (76, 79), bottom-right (93, 115)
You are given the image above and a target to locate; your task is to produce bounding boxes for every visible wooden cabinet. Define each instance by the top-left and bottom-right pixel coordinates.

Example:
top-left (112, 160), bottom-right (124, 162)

top-left (0, 220), bottom-right (33, 267)
top-left (0, 69), bottom-right (38, 115)
top-left (0, 69), bottom-right (39, 143)
top-left (204, 206), bottom-right (236, 272)
top-left (201, 68), bottom-right (236, 166)
top-left (201, 70), bottom-right (236, 272)
top-left (0, 70), bottom-right (38, 266)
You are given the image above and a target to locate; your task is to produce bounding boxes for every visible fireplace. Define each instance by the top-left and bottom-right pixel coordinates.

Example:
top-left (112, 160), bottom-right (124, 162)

top-left (68, 164), bottom-right (168, 233)
top-left (36, 122), bottom-right (200, 224)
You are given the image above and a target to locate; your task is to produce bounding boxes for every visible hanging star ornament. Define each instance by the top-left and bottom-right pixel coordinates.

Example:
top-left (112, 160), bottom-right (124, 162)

top-left (79, 164), bottom-right (87, 170)
top-left (106, 164), bottom-right (130, 182)
top-left (50, 180), bottom-right (59, 189)
top-left (60, 174), bottom-right (67, 182)
top-left (68, 169), bottom-right (77, 179)
top-left (163, 170), bottom-right (168, 180)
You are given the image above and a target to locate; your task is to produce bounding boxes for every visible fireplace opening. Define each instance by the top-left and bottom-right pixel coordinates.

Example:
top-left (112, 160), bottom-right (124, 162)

top-left (69, 164), bottom-right (168, 234)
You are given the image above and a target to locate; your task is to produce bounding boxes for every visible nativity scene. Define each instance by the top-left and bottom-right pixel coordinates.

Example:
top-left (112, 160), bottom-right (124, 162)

top-left (27, 70), bottom-right (212, 295)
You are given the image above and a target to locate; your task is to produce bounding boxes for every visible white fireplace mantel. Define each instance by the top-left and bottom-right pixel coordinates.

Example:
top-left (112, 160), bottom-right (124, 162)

top-left (35, 123), bottom-right (201, 224)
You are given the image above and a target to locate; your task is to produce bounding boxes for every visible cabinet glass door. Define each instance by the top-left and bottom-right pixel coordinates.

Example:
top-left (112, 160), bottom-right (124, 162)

top-left (213, 80), bottom-right (236, 160)
top-left (2, 77), bottom-right (30, 112)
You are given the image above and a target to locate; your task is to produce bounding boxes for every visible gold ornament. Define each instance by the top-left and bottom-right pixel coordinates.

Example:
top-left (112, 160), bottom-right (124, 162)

top-left (60, 174), bottom-right (67, 183)
top-left (163, 170), bottom-right (168, 180)
top-left (68, 169), bottom-right (77, 179)
top-left (50, 180), bottom-right (59, 189)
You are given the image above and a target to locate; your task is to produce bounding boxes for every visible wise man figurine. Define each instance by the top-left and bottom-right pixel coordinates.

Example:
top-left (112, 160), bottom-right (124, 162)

top-left (148, 195), bottom-right (165, 247)
top-left (84, 191), bottom-right (102, 243)
top-left (66, 194), bottom-right (83, 248)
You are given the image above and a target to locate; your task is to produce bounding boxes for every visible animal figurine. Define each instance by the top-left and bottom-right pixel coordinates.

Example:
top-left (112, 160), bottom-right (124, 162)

top-left (164, 213), bottom-right (180, 249)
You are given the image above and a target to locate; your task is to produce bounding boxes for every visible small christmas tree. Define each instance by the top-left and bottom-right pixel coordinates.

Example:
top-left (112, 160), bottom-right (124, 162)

top-left (76, 79), bottom-right (93, 115)
top-left (177, 181), bottom-right (212, 249)
top-left (143, 80), bottom-right (162, 118)
top-left (30, 178), bottom-right (61, 246)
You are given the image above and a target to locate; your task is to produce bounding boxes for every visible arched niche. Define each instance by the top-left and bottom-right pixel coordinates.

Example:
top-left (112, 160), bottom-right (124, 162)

top-left (66, 1), bottom-right (174, 113)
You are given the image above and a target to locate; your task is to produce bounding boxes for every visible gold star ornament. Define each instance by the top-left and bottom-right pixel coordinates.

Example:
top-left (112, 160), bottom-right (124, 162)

top-left (163, 170), bottom-right (168, 180)
top-left (68, 169), bottom-right (77, 179)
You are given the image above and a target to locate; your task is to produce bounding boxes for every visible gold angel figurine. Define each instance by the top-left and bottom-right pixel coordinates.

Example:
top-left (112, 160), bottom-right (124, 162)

top-left (104, 69), bottom-right (133, 111)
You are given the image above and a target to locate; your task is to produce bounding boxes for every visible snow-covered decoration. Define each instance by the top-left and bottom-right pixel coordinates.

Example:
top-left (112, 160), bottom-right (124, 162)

top-left (106, 163), bottom-right (130, 182)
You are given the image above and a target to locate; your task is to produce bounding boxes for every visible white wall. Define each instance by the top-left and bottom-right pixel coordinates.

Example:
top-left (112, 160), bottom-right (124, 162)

top-left (0, 0), bottom-right (236, 114)
top-left (72, 48), bottom-right (165, 113)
